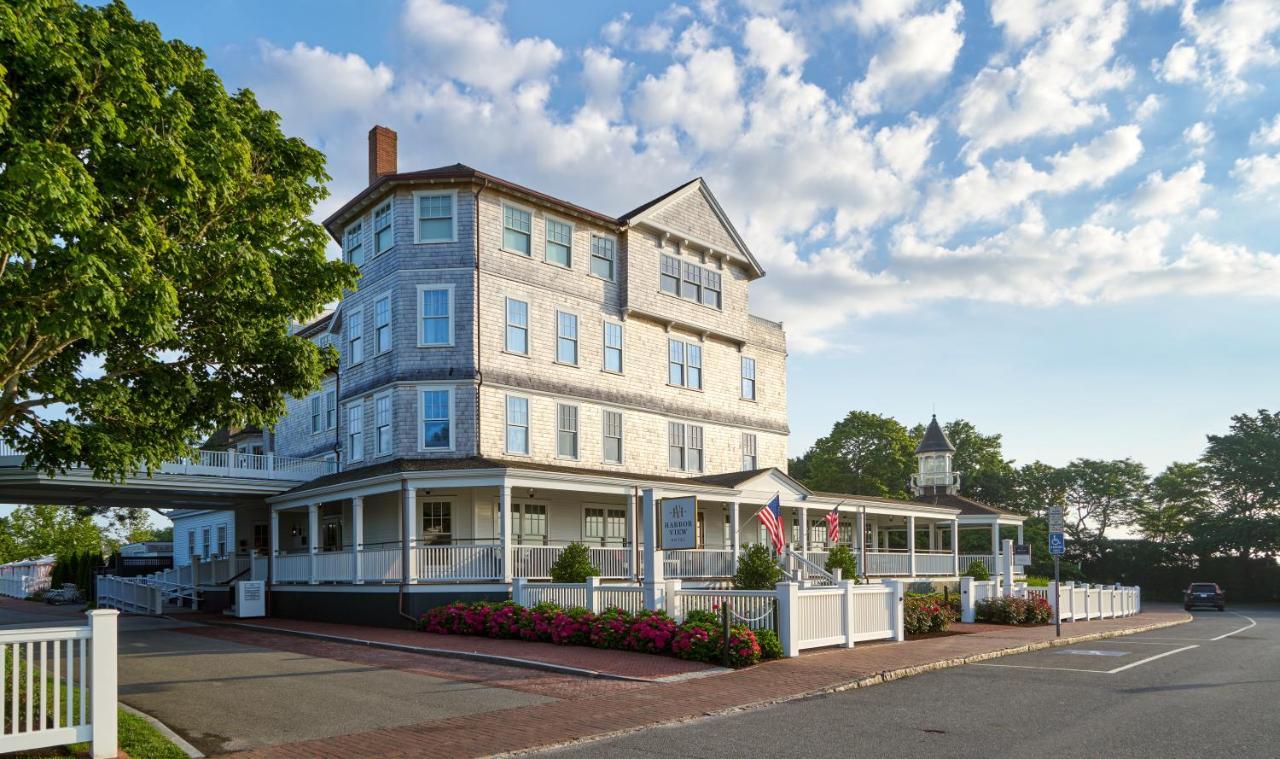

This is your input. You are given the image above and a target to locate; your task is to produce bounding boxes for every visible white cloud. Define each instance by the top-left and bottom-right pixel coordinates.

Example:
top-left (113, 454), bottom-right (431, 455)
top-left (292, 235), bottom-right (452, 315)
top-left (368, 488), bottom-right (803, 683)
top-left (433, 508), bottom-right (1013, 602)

top-left (255, 42), bottom-right (393, 130)
top-left (1231, 152), bottom-right (1280, 194)
top-left (1154, 39), bottom-right (1199, 83)
top-left (1250, 114), bottom-right (1280, 147)
top-left (991, 0), bottom-right (1106, 45)
top-left (602, 13), bottom-right (630, 46)
top-left (633, 47), bottom-right (744, 150)
top-left (1134, 93), bottom-right (1163, 121)
top-left (743, 17), bottom-right (806, 74)
top-left (834, 0), bottom-right (925, 33)
top-left (401, 0), bottom-right (561, 93)
top-left (1156, 0), bottom-right (1280, 95)
top-left (955, 1), bottom-right (1132, 161)
top-left (848, 1), bottom-right (965, 115)
top-left (1130, 162), bottom-right (1208, 217)
top-left (581, 47), bottom-right (626, 119)
top-left (1182, 121), bottom-right (1214, 156)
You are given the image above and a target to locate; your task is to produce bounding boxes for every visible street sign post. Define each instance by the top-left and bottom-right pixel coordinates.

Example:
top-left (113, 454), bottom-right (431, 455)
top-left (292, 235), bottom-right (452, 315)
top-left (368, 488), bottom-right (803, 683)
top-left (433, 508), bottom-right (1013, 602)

top-left (1048, 506), bottom-right (1064, 637)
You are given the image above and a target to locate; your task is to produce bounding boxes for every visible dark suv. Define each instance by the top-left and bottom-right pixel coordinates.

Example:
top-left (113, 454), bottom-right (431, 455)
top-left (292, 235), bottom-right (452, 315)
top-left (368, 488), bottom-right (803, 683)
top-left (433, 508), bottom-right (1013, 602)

top-left (1184, 582), bottom-right (1225, 611)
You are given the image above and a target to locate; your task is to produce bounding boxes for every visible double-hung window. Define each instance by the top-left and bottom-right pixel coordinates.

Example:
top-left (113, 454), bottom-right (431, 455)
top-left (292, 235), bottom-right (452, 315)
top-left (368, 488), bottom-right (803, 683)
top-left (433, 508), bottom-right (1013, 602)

top-left (545, 217), bottom-right (572, 267)
top-left (374, 295), bottom-right (392, 354)
top-left (325, 389), bottom-right (337, 430)
top-left (201, 528), bottom-right (211, 558)
top-left (668, 422), bottom-right (686, 470)
top-left (584, 507), bottom-right (606, 543)
top-left (681, 262), bottom-right (703, 303)
top-left (584, 508), bottom-right (626, 545)
top-left (310, 395), bottom-right (323, 434)
top-left (602, 410), bottom-right (623, 464)
top-left (418, 285), bottom-right (453, 346)
top-left (422, 502), bottom-right (452, 545)
top-left (660, 255), bottom-right (681, 294)
top-left (187, 530), bottom-right (196, 558)
top-left (742, 433), bottom-right (757, 470)
top-left (217, 525), bottom-right (227, 556)
top-left (516, 503), bottom-right (547, 544)
top-left (373, 200), bottom-right (393, 254)
top-left (416, 192), bottom-right (454, 243)
top-left (344, 220), bottom-right (364, 266)
top-left (668, 339), bottom-right (701, 389)
top-left (556, 404), bottom-right (578, 459)
top-left (506, 395), bottom-right (530, 455)
top-left (669, 422), bottom-right (703, 472)
top-left (348, 308), bottom-right (364, 365)
top-left (688, 425), bottom-right (704, 472)
top-left (741, 356), bottom-right (756, 400)
top-left (375, 394), bottom-right (392, 456)
top-left (590, 235), bottom-right (616, 280)
top-left (603, 322), bottom-right (623, 373)
top-left (703, 269), bottom-right (722, 308)
top-left (556, 311), bottom-right (578, 365)
top-left (503, 204), bottom-right (532, 254)
top-left (420, 388), bottom-right (451, 450)
top-left (347, 403), bottom-right (363, 462)
top-left (505, 298), bottom-right (528, 354)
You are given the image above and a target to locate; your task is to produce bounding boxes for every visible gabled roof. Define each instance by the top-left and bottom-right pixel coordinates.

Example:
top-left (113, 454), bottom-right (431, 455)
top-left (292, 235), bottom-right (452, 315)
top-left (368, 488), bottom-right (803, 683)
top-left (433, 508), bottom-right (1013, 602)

top-left (912, 492), bottom-right (1024, 519)
top-left (620, 177), bottom-right (765, 279)
top-left (916, 415), bottom-right (955, 454)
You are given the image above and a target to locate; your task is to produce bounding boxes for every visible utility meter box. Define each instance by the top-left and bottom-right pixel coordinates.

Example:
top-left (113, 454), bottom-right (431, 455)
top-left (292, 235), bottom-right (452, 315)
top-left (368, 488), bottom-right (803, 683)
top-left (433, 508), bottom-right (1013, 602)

top-left (233, 580), bottom-right (266, 618)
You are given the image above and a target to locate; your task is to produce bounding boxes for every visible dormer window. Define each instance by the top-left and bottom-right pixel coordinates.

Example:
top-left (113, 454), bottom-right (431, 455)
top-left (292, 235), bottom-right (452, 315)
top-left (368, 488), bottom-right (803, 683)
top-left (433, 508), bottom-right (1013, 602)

top-left (658, 254), bottom-right (722, 310)
top-left (344, 220), bottom-right (364, 266)
top-left (415, 191), bottom-right (455, 243)
top-left (373, 199), bottom-right (394, 254)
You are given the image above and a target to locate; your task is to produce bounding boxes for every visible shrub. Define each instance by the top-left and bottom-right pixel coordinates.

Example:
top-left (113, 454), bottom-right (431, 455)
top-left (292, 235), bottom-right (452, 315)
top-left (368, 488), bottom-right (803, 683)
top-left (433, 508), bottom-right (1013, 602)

top-left (549, 543), bottom-right (600, 583)
top-left (755, 628), bottom-right (784, 660)
top-left (823, 545), bottom-right (858, 580)
top-left (724, 625), bottom-right (762, 667)
top-left (683, 608), bottom-right (719, 626)
top-left (976, 596), bottom-right (1053, 625)
top-left (903, 594), bottom-right (957, 635)
top-left (962, 560), bottom-right (990, 581)
top-left (733, 544), bottom-right (782, 590)
top-left (589, 606), bottom-right (634, 649)
top-left (1023, 575), bottom-right (1051, 587)
top-left (549, 606), bottom-right (595, 645)
top-left (486, 601), bottom-right (524, 639)
top-left (672, 622), bottom-right (718, 662)
top-left (627, 610), bottom-right (678, 654)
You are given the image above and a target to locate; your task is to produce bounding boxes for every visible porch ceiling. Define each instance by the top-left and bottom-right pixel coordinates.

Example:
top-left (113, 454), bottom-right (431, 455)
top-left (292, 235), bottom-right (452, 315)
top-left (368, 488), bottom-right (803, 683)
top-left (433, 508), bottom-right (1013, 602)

top-left (0, 468), bottom-right (282, 510)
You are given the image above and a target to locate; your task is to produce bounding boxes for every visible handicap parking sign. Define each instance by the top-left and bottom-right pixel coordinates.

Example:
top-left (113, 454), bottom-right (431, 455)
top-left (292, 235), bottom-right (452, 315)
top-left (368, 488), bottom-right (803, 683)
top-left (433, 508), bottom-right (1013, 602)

top-left (1049, 532), bottom-right (1065, 555)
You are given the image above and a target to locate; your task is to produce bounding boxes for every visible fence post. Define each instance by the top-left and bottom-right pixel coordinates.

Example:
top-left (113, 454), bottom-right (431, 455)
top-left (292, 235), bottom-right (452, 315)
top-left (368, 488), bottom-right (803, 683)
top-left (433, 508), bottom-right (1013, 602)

top-left (840, 580), bottom-right (856, 649)
top-left (960, 576), bottom-right (975, 623)
top-left (1064, 581), bottom-right (1075, 621)
top-left (586, 576), bottom-right (602, 614)
top-left (888, 579), bottom-right (905, 642)
top-left (88, 609), bottom-right (119, 759)
top-left (776, 581), bottom-right (800, 657)
top-left (1135, 585), bottom-right (1141, 614)
top-left (1048, 581), bottom-right (1059, 622)
top-left (1001, 539), bottom-right (1014, 597)
top-left (512, 577), bottom-right (526, 606)
top-left (664, 578), bottom-right (682, 620)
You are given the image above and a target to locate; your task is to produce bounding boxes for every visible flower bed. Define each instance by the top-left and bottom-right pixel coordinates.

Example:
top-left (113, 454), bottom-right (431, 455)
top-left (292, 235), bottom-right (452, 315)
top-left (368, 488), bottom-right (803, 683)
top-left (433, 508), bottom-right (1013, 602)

top-left (904, 594), bottom-right (959, 635)
top-left (419, 600), bottom-right (775, 668)
top-left (976, 596), bottom-right (1053, 625)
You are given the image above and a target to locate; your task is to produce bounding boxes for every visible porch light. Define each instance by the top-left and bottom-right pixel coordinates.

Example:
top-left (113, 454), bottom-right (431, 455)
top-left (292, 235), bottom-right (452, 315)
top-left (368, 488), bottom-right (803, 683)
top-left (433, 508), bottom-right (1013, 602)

top-left (527, 488), bottom-right (535, 498)
top-left (290, 525), bottom-right (301, 537)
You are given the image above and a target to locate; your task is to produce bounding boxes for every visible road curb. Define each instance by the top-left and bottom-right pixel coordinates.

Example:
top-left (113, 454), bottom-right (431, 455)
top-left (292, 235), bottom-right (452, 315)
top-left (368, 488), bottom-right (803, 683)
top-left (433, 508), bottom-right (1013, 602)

top-left (118, 702), bottom-right (206, 758)
top-left (509, 613), bottom-right (1193, 756)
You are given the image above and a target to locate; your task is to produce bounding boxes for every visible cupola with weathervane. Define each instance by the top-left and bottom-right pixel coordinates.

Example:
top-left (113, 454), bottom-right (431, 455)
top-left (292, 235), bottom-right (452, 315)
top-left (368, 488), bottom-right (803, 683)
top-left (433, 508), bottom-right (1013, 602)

top-left (912, 415), bottom-right (959, 496)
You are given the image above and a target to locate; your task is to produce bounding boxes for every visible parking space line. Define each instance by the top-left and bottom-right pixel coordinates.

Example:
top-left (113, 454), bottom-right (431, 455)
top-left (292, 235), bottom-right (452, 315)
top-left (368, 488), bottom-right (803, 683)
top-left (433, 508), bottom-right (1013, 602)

top-left (973, 663), bottom-right (1108, 674)
top-left (1210, 614), bottom-right (1256, 641)
top-left (1105, 645), bottom-right (1198, 674)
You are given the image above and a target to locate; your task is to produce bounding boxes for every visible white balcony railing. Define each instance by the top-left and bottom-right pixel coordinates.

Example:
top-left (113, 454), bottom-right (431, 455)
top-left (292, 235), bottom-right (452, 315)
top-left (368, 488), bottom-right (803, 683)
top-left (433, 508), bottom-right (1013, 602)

top-left (0, 443), bottom-right (335, 483)
top-left (911, 471), bottom-right (960, 489)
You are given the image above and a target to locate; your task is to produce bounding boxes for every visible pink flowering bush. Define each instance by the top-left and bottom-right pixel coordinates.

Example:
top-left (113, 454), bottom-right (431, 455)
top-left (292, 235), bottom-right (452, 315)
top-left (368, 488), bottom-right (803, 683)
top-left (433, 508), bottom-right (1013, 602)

top-left (516, 602), bottom-right (563, 642)
top-left (725, 624), bottom-right (762, 667)
top-left (549, 606), bottom-right (594, 645)
top-left (626, 610), bottom-right (678, 654)
top-left (671, 622), bottom-right (717, 661)
top-left (904, 594), bottom-right (958, 635)
top-left (589, 607), bottom-right (634, 649)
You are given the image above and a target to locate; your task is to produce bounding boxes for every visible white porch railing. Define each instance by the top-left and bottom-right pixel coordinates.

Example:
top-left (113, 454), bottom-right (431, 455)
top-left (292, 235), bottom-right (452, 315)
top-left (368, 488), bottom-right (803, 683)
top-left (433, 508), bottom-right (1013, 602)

top-left (96, 576), bottom-right (163, 615)
top-left (863, 550), bottom-right (910, 576)
top-left (914, 552), bottom-right (955, 576)
top-left (358, 547), bottom-right (402, 583)
top-left (314, 551), bottom-right (354, 583)
top-left (0, 442), bottom-right (335, 483)
top-left (0, 610), bottom-right (118, 759)
top-left (665, 549), bottom-right (734, 579)
top-left (414, 544), bottom-right (502, 581)
top-left (273, 553), bottom-right (311, 584)
top-left (959, 554), bottom-right (1024, 576)
top-left (511, 545), bottom-right (632, 580)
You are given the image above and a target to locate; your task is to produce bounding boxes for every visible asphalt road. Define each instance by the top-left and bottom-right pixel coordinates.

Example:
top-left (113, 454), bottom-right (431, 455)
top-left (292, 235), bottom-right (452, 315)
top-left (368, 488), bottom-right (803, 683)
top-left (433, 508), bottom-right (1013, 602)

top-left (547, 605), bottom-right (1279, 759)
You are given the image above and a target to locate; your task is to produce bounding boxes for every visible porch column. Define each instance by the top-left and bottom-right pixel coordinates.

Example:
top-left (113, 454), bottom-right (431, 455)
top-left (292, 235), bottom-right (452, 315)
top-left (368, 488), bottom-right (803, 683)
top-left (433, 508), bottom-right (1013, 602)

top-left (951, 519), bottom-right (960, 576)
top-left (856, 510), bottom-right (866, 578)
top-left (307, 503), bottom-right (319, 585)
top-left (269, 508), bottom-right (279, 583)
top-left (499, 482), bottom-right (512, 583)
top-left (729, 502), bottom-right (741, 573)
top-left (352, 496), bottom-right (364, 584)
top-left (641, 488), bottom-right (665, 610)
top-left (402, 483), bottom-right (416, 584)
top-left (626, 491), bottom-right (637, 581)
top-left (928, 522), bottom-right (937, 551)
top-left (990, 522), bottom-right (1000, 556)
top-left (799, 506), bottom-right (808, 555)
top-left (907, 515), bottom-right (916, 578)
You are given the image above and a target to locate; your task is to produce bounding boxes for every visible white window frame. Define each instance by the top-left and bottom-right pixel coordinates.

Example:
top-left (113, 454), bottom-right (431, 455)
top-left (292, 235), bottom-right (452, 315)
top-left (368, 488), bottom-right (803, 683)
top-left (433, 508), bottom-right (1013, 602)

top-left (416, 283), bottom-right (455, 347)
top-left (741, 356), bottom-right (756, 401)
top-left (310, 395), bottom-right (323, 434)
top-left (668, 338), bottom-right (702, 390)
top-left (417, 385), bottom-right (455, 451)
top-left (413, 190), bottom-right (457, 244)
top-left (602, 321), bottom-right (623, 374)
top-left (374, 293), bottom-right (392, 355)
top-left (201, 527), bottom-right (211, 559)
top-left (590, 234), bottom-right (617, 282)
top-left (347, 307), bottom-right (364, 366)
top-left (505, 297), bottom-right (529, 355)
top-left (505, 394), bottom-right (530, 456)
top-left (544, 215), bottom-right (573, 268)
top-left (347, 402), bottom-right (364, 463)
top-left (742, 432), bottom-right (758, 470)
top-left (688, 424), bottom-right (704, 473)
top-left (344, 219), bottom-right (365, 267)
top-left (374, 392), bottom-right (393, 457)
top-left (668, 421), bottom-right (686, 471)
top-left (324, 389), bottom-right (337, 430)
top-left (216, 524), bottom-right (227, 556)
top-left (501, 201), bottom-right (534, 256)
top-left (556, 403), bottom-right (579, 460)
top-left (602, 409), bottom-right (623, 464)
top-left (372, 198), bottom-right (394, 255)
top-left (555, 310), bottom-right (579, 366)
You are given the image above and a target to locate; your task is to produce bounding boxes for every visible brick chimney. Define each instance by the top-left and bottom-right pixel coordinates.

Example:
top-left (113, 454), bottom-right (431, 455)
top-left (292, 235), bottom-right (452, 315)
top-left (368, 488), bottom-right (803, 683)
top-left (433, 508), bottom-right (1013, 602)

top-left (368, 125), bottom-right (397, 184)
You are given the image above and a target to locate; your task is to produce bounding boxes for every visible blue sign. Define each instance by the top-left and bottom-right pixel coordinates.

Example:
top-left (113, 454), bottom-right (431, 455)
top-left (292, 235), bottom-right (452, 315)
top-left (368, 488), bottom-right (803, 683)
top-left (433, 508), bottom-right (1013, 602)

top-left (1049, 532), bottom-right (1065, 556)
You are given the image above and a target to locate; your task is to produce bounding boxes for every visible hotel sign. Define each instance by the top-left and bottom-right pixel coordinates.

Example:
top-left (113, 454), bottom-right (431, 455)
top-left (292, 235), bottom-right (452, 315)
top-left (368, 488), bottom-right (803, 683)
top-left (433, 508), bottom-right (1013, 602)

top-left (660, 496), bottom-right (698, 550)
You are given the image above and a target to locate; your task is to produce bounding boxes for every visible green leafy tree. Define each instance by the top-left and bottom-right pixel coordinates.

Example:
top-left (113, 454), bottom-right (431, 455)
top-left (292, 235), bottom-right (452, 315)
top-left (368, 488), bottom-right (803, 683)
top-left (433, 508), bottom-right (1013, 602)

top-left (1202, 410), bottom-right (1280, 560)
top-left (0, 0), bottom-right (357, 481)
top-left (548, 542), bottom-right (599, 583)
top-left (791, 411), bottom-right (915, 498)
top-left (1134, 462), bottom-right (1213, 559)
top-left (732, 544), bottom-right (782, 590)
top-left (1009, 461), bottom-right (1069, 517)
top-left (0, 504), bottom-right (103, 562)
top-left (822, 544), bottom-right (858, 581)
top-left (1060, 458), bottom-right (1149, 558)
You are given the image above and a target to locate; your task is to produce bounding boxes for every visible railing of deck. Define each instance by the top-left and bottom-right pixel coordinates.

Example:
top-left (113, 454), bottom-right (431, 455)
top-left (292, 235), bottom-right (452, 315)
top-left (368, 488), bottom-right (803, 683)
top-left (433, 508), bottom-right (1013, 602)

top-left (664, 549), bottom-right (734, 579)
top-left (863, 550), bottom-right (910, 575)
top-left (0, 442), bottom-right (335, 483)
top-left (511, 545), bottom-right (631, 579)
top-left (414, 544), bottom-right (502, 581)
top-left (914, 552), bottom-right (955, 575)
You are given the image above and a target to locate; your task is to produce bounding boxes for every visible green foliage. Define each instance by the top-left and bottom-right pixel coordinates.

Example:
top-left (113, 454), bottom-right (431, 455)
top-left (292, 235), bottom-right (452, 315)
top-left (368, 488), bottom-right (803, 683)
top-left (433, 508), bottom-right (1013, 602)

top-left (548, 542), bottom-right (600, 583)
top-left (755, 628), bottom-right (784, 660)
top-left (732, 544), bottom-right (782, 590)
top-left (790, 411), bottom-right (915, 498)
top-left (1022, 575), bottom-right (1051, 587)
top-left (903, 595), bottom-right (957, 635)
top-left (1202, 410), bottom-right (1280, 560)
top-left (0, 0), bottom-right (357, 481)
top-left (962, 559), bottom-right (990, 581)
top-left (50, 549), bottom-right (104, 600)
top-left (909, 418), bottom-right (1017, 507)
top-left (976, 596), bottom-right (1052, 625)
top-left (823, 544), bottom-right (859, 580)
top-left (0, 505), bottom-right (103, 563)
top-left (683, 608), bottom-right (718, 626)
top-left (1060, 458), bottom-right (1149, 558)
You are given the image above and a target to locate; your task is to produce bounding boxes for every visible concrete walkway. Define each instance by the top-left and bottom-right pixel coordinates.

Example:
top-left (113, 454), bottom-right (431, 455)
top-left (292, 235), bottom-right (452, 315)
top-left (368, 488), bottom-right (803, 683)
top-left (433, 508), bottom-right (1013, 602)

top-left (228, 607), bottom-right (1189, 758)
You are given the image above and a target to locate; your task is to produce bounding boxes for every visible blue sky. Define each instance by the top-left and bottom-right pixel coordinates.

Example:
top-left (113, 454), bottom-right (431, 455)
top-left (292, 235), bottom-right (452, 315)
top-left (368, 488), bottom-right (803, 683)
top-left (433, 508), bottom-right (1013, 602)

top-left (119, 0), bottom-right (1280, 475)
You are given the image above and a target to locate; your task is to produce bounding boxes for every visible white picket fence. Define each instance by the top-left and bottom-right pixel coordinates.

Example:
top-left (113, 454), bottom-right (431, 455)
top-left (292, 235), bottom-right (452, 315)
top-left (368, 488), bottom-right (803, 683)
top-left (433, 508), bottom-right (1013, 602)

top-left (95, 576), bottom-right (164, 615)
top-left (960, 577), bottom-right (1140, 623)
top-left (0, 610), bottom-right (118, 759)
top-left (512, 578), bottom-right (647, 613)
top-left (0, 557), bottom-right (56, 600)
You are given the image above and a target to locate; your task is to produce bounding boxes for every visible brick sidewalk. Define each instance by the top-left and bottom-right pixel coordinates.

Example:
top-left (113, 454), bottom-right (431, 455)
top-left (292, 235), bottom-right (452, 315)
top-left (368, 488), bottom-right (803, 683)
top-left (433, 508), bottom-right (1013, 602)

top-left (230, 608), bottom-right (1188, 758)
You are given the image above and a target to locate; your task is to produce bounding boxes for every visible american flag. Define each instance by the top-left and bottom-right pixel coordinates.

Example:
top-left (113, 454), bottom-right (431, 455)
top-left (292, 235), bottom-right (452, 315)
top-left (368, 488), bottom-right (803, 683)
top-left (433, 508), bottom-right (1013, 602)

top-left (824, 507), bottom-right (840, 545)
top-left (755, 495), bottom-right (785, 554)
